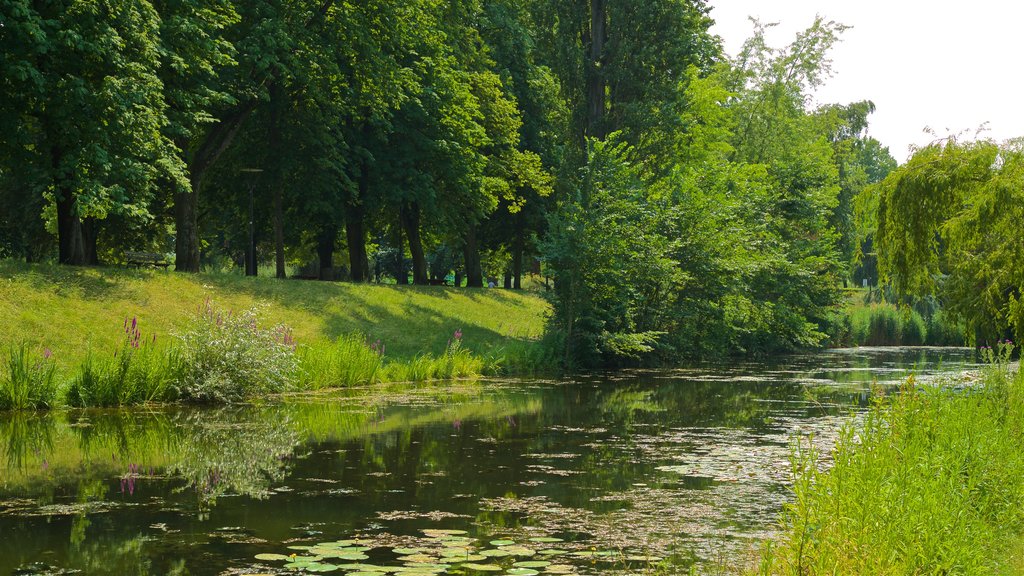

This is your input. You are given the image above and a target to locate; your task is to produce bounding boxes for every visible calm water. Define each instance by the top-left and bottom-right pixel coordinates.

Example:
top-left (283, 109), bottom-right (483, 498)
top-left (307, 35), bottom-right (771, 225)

top-left (0, 348), bottom-right (977, 575)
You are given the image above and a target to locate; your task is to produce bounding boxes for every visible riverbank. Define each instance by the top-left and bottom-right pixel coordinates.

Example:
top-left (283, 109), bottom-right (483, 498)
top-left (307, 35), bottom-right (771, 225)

top-left (0, 261), bottom-right (553, 408)
top-left (755, 343), bottom-right (1023, 574)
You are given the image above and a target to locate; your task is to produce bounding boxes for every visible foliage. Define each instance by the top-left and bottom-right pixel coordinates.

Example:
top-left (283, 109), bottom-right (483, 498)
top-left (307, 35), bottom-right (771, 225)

top-left (298, 334), bottom-right (384, 389)
top-left (65, 318), bottom-right (178, 407)
top-left (174, 300), bottom-right (297, 402)
top-left (0, 346), bottom-right (58, 411)
top-left (873, 138), bottom-right (1024, 344)
top-left (757, 346), bottom-right (1024, 574)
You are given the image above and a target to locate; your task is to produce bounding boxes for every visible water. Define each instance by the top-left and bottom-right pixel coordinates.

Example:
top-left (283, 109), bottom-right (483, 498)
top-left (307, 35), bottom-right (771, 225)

top-left (0, 348), bottom-right (978, 575)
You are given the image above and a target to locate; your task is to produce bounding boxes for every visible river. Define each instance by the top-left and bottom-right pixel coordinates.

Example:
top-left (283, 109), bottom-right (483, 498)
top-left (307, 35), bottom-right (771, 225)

top-left (0, 347), bottom-right (977, 575)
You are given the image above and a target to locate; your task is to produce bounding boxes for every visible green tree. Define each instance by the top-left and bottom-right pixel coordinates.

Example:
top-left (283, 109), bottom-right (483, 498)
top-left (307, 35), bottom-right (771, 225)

top-left (874, 138), bottom-right (1024, 342)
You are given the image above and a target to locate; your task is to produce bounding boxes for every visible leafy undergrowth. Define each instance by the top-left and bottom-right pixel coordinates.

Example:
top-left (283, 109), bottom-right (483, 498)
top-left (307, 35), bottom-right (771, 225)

top-left (756, 343), bottom-right (1024, 574)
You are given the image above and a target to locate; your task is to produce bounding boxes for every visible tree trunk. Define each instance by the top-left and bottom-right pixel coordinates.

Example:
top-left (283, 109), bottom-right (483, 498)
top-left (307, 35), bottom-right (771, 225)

top-left (345, 201), bottom-right (368, 283)
top-left (503, 270), bottom-right (513, 289)
top-left (55, 186), bottom-right (85, 266)
top-left (174, 178), bottom-right (201, 272)
top-left (512, 216), bottom-right (524, 290)
top-left (81, 217), bottom-right (99, 265)
top-left (245, 186), bottom-right (257, 277)
top-left (463, 225), bottom-right (483, 288)
top-left (454, 271), bottom-right (463, 287)
top-left (269, 84), bottom-right (287, 279)
top-left (401, 203), bottom-right (428, 285)
top-left (317, 225), bottom-right (336, 281)
top-left (176, 102), bottom-right (258, 273)
top-left (587, 0), bottom-right (607, 140)
top-left (394, 217), bottom-right (408, 285)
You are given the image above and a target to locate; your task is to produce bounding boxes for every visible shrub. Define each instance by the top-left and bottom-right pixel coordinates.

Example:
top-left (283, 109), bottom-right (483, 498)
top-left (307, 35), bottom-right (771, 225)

top-left (65, 318), bottom-right (178, 407)
top-left (175, 300), bottom-right (297, 403)
top-left (0, 345), bottom-right (59, 410)
top-left (297, 334), bottom-right (383, 389)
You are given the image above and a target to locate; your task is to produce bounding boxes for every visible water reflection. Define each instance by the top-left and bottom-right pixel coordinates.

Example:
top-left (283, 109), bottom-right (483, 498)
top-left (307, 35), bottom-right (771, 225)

top-left (0, 348), bottom-right (977, 575)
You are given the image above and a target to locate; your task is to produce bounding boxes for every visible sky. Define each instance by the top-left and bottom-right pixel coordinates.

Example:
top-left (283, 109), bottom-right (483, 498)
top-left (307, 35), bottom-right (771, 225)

top-left (708, 1), bottom-right (1024, 162)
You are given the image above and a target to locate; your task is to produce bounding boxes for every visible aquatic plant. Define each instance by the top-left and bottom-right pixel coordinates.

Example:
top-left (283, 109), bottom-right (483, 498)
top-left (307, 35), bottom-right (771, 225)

top-left (0, 345), bottom-right (59, 410)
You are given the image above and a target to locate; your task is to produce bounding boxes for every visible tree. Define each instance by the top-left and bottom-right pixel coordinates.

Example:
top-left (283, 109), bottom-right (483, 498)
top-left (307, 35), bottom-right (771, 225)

top-left (874, 138), bottom-right (1024, 343)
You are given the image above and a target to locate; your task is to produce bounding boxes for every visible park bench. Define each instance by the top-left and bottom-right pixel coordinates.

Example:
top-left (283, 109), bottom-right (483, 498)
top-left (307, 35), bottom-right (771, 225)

top-left (125, 251), bottom-right (171, 269)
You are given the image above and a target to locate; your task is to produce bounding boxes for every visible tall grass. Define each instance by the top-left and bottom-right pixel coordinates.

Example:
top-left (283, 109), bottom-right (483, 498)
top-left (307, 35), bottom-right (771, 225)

top-left (0, 346), bottom-right (59, 410)
top-left (837, 300), bottom-right (965, 347)
top-left (381, 330), bottom-right (485, 383)
top-left (298, 334), bottom-right (384, 389)
top-left (756, 342), bottom-right (1024, 574)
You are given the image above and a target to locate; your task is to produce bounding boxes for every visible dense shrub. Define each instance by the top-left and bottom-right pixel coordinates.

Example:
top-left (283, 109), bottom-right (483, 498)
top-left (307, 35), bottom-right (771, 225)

top-left (0, 346), bottom-right (58, 410)
top-left (175, 300), bottom-right (297, 403)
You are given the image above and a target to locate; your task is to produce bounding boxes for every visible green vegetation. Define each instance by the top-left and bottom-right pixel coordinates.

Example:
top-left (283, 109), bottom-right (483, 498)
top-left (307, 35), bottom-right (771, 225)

top-left (757, 345), bottom-right (1023, 574)
top-left (0, 263), bottom-right (552, 409)
top-left (864, 138), bottom-right (1024, 345)
top-left (0, 261), bottom-right (548, 371)
top-left (0, 345), bottom-right (59, 410)
top-left (831, 289), bottom-right (966, 347)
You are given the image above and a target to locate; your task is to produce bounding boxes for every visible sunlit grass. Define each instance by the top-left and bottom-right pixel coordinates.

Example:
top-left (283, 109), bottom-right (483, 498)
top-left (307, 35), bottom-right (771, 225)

top-left (756, 344), bottom-right (1024, 574)
top-left (0, 260), bottom-right (550, 372)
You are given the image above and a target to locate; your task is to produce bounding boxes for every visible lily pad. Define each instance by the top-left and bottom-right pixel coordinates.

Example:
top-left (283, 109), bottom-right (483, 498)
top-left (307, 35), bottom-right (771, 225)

top-left (307, 563), bottom-right (341, 573)
top-left (506, 569), bottom-right (538, 576)
top-left (422, 529), bottom-right (468, 537)
top-left (490, 540), bottom-right (516, 547)
top-left (501, 547), bottom-right (536, 557)
top-left (397, 554), bottom-right (439, 563)
top-left (479, 549), bottom-right (511, 558)
top-left (462, 564), bottom-right (503, 572)
top-left (543, 565), bottom-right (574, 574)
top-left (537, 550), bottom-right (568, 556)
top-left (512, 562), bottom-right (551, 569)
top-left (254, 553), bottom-right (291, 561)
top-left (288, 545), bottom-right (315, 551)
top-left (393, 548), bottom-right (427, 555)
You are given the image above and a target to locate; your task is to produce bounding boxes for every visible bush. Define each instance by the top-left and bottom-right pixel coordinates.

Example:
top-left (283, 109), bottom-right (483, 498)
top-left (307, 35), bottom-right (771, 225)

top-left (297, 334), bottom-right (384, 389)
top-left (65, 318), bottom-right (178, 407)
top-left (175, 300), bottom-right (297, 403)
top-left (0, 345), bottom-right (59, 410)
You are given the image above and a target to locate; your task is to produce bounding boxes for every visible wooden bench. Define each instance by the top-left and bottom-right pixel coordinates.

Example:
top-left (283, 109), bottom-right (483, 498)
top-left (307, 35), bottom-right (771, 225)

top-left (125, 251), bottom-right (171, 269)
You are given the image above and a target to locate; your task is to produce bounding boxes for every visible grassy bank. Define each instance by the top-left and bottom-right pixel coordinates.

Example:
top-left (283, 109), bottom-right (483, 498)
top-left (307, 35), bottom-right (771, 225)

top-left (0, 261), bottom-right (552, 408)
top-left (756, 344), bottom-right (1023, 574)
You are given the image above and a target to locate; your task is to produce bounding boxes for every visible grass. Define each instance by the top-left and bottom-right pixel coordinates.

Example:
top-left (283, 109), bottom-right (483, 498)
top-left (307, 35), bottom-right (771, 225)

top-left (833, 289), bottom-right (966, 347)
top-left (0, 260), bottom-right (550, 372)
top-left (0, 260), bottom-right (554, 409)
top-left (755, 343), bottom-right (1024, 574)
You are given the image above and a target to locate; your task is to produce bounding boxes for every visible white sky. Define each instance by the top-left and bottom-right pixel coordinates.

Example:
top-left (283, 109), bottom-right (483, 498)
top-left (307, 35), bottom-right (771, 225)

top-left (708, 1), bottom-right (1024, 162)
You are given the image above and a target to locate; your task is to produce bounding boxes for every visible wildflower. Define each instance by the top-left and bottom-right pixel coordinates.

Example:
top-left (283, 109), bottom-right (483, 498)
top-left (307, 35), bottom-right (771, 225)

top-left (43, 348), bottom-right (52, 359)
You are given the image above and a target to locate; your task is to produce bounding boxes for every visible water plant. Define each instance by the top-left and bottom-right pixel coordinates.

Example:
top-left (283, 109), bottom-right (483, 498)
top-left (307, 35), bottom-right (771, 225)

top-left (175, 299), bottom-right (298, 403)
top-left (0, 345), bottom-right (58, 410)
